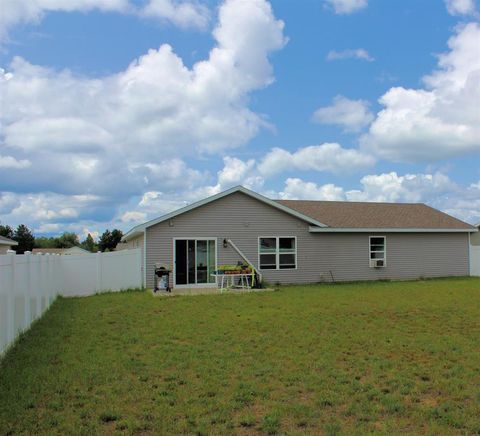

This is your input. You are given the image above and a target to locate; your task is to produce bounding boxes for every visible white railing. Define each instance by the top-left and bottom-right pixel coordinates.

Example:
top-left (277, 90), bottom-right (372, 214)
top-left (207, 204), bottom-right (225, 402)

top-left (471, 246), bottom-right (480, 276)
top-left (0, 249), bottom-right (142, 356)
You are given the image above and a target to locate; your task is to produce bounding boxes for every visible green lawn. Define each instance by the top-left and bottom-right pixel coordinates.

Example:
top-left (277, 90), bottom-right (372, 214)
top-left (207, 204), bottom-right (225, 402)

top-left (1, 278), bottom-right (480, 435)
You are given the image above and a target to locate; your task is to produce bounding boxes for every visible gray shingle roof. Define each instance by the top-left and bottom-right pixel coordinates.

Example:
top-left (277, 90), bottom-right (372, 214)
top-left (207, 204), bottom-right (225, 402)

top-left (276, 200), bottom-right (475, 230)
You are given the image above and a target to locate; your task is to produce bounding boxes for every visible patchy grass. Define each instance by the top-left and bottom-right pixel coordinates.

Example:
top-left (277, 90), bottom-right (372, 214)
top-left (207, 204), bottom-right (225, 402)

top-left (1, 277), bottom-right (480, 434)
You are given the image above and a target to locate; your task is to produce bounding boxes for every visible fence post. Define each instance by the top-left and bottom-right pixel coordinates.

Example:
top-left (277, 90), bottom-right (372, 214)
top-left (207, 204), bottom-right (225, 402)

top-left (96, 251), bottom-right (102, 293)
top-left (5, 251), bottom-right (15, 353)
top-left (24, 251), bottom-right (32, 325)
top-left (137, 249), bottom-right (143, 288)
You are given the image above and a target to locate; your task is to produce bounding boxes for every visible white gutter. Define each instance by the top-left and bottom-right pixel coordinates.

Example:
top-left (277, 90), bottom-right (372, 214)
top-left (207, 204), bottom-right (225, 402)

top-left (227, 239), bottom-right (262, 283)
top-left (309, 227), bottom-right (477, 233)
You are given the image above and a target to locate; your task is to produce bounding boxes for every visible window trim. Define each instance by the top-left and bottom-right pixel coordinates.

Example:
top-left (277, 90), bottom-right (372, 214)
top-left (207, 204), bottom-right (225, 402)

top-left (369, 235), bottom-right (387, 268)
top-left (258, 236), bottom-right (297, 271)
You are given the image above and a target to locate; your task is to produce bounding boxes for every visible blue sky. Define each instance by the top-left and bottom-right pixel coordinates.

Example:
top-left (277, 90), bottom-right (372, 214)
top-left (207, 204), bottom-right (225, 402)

top-left (0, 0), bottom-right (479, 239)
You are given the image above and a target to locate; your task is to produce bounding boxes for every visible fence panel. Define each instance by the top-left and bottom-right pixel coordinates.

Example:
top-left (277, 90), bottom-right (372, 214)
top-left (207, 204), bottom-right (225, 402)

top-left (60, 249), bottom-right (142, 297)
top-left (471, 246), bottom-right (480, 276)
top-left (0, 249), bottom-right (142, 355)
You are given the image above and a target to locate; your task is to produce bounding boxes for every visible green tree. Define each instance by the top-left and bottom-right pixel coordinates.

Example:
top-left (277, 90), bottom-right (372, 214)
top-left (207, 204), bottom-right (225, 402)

top-left (81, 233), bottom-right (97, 252)
top-left (14, 224), bottom-right (35, 254)
top-left (57, 232), bottom-right (80, 248)
top-left (0, 224), bottom-right (14, 240)
top-left (34, 236), bottom-right (58, 248)
top-left (110, 229), bottom-right (123, 249)
top-left (98, 230), bottom-right (111, 252)
top-left (98, 229), bottom-right (123, 252)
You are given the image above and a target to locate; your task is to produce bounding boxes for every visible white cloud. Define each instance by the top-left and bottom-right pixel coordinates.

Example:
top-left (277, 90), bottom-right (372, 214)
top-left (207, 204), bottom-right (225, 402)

top-left (140, 0), bottom-right (210, 29)
top-left (217, 156), bottom-right (264, 191)
top-left (326, 48), bottom-right (374, 62)
top-left (345, 172), bottom-right (456, 203)
top-left (121, 211), bottom-right (147, 223)
top-left (0, 0), bottom-right (285, 232)
top-left (312, 96), bottom-right (375, 132)
top-left (324, 0), bottom-right (368, 14)
top-left (445, 0), bottom-right (477, 15)
top-left (1, 0), bottom-right (285, 159)
top-left (0, 155), bottom-right (31, 169)
top-left (278, 178), bottom-right (345, 200)
top-left (0, 0), bottom-right (130, 41)
top-left (258, 143), bottom-right (375, 177)
top-left (0, 0), bottom-right (216, 41)
top-left (362, 22), bottom-right (480, 162)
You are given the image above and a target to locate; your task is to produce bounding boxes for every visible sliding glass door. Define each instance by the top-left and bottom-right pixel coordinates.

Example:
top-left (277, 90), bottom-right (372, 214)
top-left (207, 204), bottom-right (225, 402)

top-left (175, 239), bottom-right (216, 286)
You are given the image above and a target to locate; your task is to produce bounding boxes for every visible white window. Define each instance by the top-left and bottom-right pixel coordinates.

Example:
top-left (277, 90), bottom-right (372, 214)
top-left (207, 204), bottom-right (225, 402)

top-left (259, 237), bottom-right (296, 270)
top-left (369, 236), bottom-right (386, 267)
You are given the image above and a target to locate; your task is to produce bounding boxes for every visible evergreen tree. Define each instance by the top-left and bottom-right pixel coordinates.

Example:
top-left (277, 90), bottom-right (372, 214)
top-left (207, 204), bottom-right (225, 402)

top-left (82, 233), bottom-right (97, 252)
top-left (98, 230), bottom-right (111, 252)
top-left (14, 224), bottom-right (35, 254)
top-left (0, 224), bottom-right (14, 240)
top-left (98, 229), bottom-right (123, 252)
top-left (110, 229), bottom-right (123, 250)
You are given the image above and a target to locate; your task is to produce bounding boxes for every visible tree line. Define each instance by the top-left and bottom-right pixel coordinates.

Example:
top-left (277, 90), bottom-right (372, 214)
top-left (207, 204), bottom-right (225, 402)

top-left (0, 224), bottom-right (123, 254)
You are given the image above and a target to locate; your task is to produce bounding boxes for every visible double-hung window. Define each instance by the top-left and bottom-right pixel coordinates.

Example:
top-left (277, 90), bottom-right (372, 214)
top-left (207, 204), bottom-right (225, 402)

top-left (259, 237), bottom-right (296, 270)
top-left (369, 236), bottom-right (386, 267)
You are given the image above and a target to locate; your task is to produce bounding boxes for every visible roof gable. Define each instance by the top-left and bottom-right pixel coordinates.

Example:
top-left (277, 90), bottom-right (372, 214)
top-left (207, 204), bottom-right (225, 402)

top-left (122, 186), bottom-right (327, 241)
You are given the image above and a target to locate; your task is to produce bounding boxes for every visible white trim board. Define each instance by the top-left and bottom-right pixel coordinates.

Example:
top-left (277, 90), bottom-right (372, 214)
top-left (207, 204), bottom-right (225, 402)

top-left (309, 227), bottom-right (477, 233)
top-left (122, 185), bottom-right (328, 241)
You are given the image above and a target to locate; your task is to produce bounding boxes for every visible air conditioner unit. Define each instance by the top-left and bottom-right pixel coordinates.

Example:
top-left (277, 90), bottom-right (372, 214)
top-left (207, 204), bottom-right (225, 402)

top-left (370, 259), bottom-right (385, 268)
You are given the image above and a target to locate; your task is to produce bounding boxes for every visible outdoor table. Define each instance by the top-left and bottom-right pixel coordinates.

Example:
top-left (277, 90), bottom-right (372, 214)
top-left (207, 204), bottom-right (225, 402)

top-left (211, 273), bottom-right (254, 292)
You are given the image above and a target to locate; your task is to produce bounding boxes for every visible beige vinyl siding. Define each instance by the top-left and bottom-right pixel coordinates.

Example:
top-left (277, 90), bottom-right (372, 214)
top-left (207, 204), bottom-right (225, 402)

top-left (471, 229), bottom-right (480, 246)
top-left (145, 191), bottom-right (469, 288)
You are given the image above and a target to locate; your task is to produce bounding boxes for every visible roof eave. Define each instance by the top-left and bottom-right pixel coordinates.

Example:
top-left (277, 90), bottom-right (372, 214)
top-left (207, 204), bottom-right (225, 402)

top-left (309, 226), bottom-right (477, 233)
top-left (0, 240), bottom-right (18, 246)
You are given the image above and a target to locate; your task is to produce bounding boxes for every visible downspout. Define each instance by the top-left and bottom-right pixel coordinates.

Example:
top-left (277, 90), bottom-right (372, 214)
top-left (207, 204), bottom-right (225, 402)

top-left (227, 239), bottom-right (262, 283)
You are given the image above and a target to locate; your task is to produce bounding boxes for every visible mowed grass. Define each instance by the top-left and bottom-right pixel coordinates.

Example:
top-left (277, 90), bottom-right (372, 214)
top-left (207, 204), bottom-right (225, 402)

top-left (1, 278), bottom-right (480, 435)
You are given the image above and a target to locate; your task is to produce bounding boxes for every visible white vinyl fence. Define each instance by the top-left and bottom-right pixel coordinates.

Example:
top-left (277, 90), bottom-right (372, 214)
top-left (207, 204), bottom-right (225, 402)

top-left (471, 246), bottom-right (480, 276)
top-left (0, 249), bottom-right (142, 355)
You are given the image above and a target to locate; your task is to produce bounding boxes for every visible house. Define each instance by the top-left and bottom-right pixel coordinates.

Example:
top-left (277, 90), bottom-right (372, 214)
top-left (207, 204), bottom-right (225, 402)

top-left (0, 236), bottom-right (18, 254)
top-left (31, 246), bottom-right (91, 255)
top-left (122, 186), bottom-right (477, 289)
top-left (471, 222), bottom-right (480, 246)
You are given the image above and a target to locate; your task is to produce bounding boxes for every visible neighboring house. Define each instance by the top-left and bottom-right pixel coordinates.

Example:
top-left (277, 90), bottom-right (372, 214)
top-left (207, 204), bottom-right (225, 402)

top-left (0, 236), bottom-right (18, 254)
top-left (32, 246), bottom-right (91, 255)
top-left (471, 222), bottom-right (480, 246)
top-left (122, 186), bottom-right (477, 289)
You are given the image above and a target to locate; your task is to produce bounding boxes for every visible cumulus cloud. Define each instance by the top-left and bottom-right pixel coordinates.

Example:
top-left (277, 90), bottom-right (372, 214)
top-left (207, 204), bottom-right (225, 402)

top-left (258, 143), bottom-right (375, 177)
top-left (0, 0), bottom-right (130, 41)
top-left (324, 0), bottom-right (368, 14)
top-left (312, 96), bottom-right (375, 132)
top-left (1, 0), bottom-right (285, 157)
top-left (121, 211), bottom-right (148, 223)
top-left (0, 155), bottom-right (31, 169)
top-left (140, 0), bottom-right (210, 29)
top-left (277, 178), bottom-right (345, 201)
top-left (326, 48), bottom-right (374, 62)
top-left (445, 0), bottom-right (478, 16)
top-left (0, 0), bottom-right (286, 232)
top-left (0, 0), bottom-right (215, 41)
top-left (362, 22), bottom-right (480, 162)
